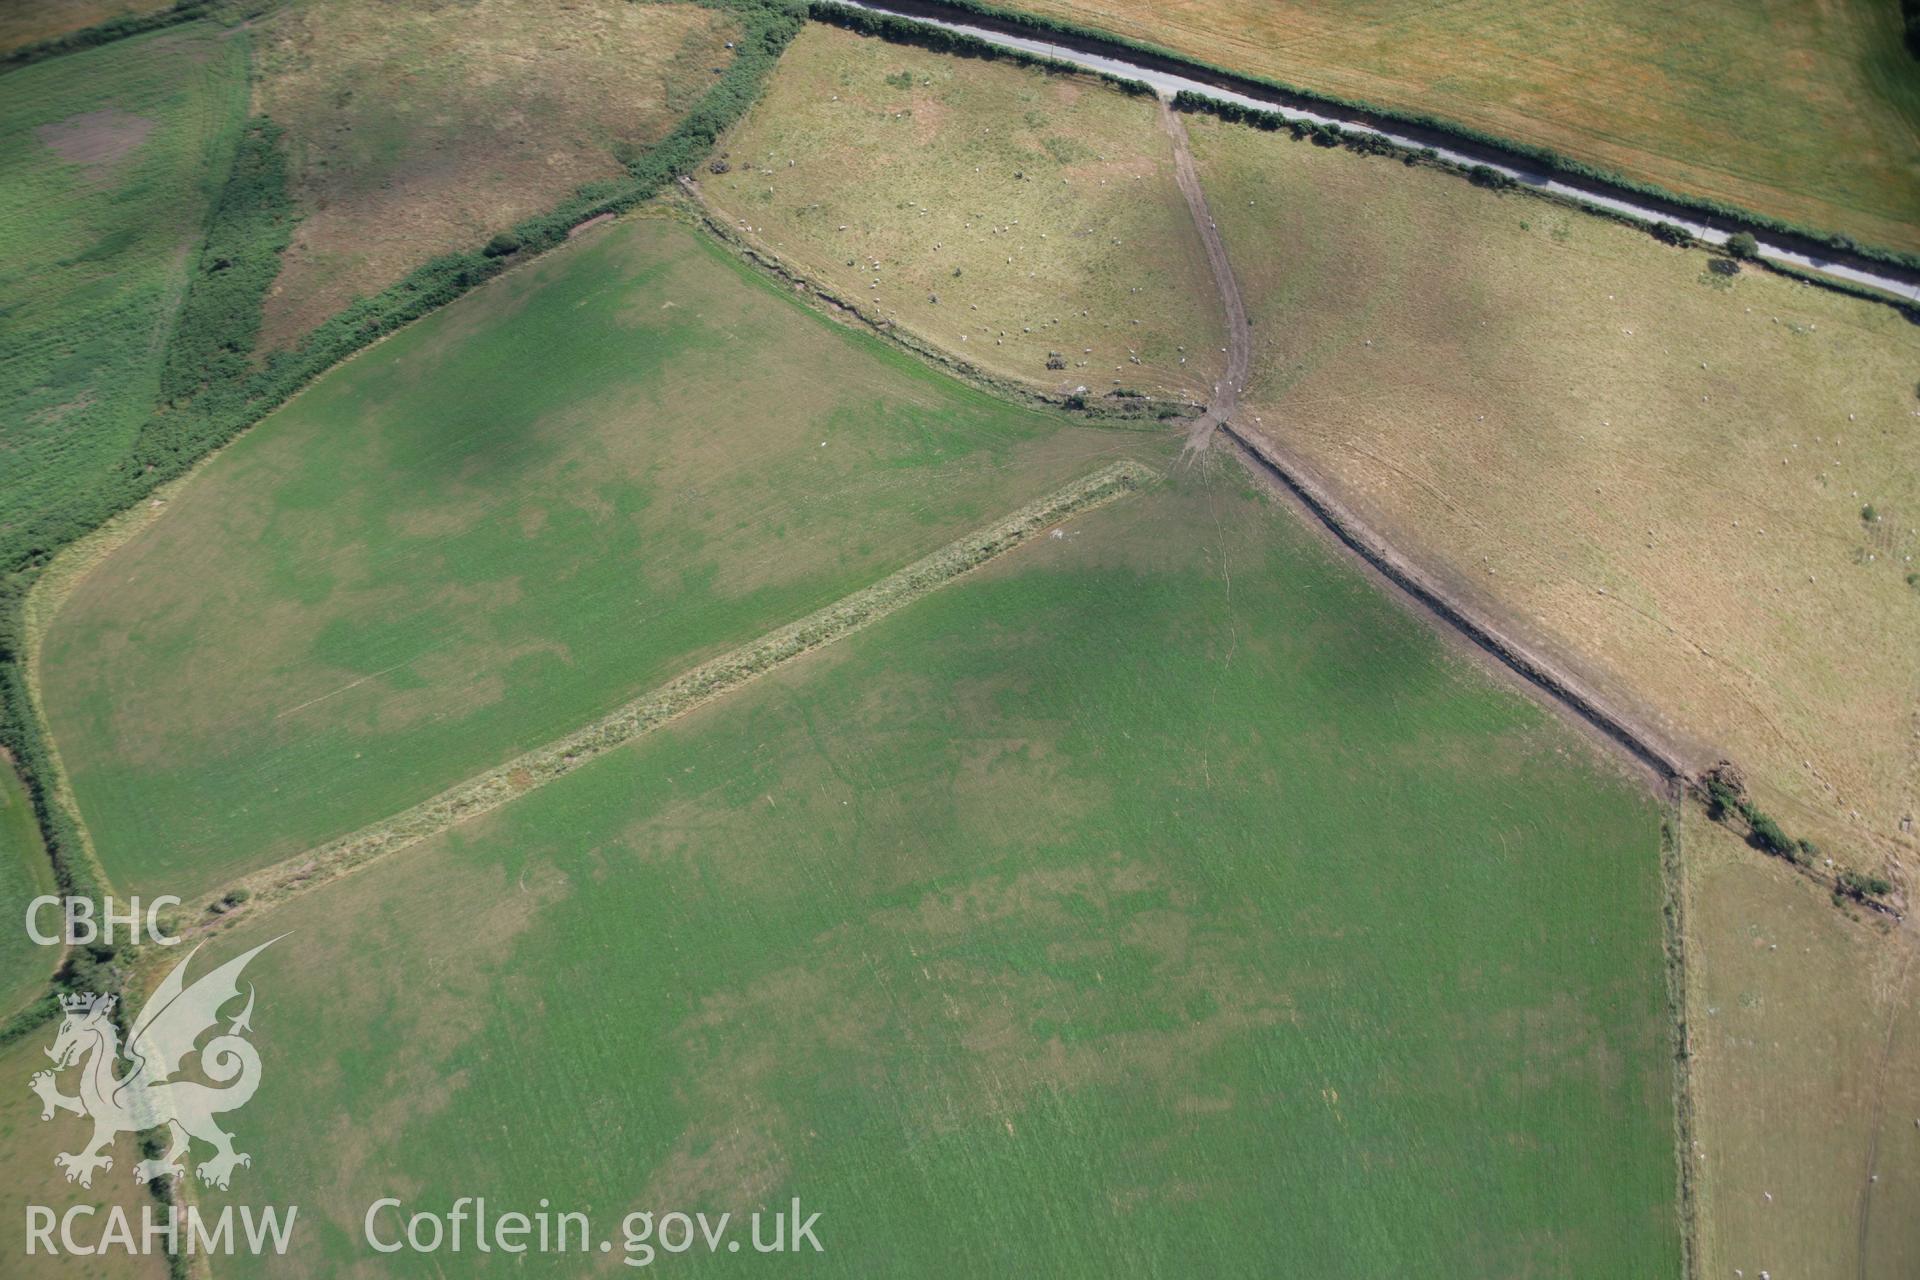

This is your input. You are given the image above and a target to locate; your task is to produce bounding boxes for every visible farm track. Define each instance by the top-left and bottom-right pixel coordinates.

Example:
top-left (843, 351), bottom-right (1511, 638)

top-left (1162, 93), bottom-right (1712, 1273)
top-left (1155, 83), bottom-right (1693, 789)
top-left (5, 19), bottom-right (1900, 1278)
top-left (1158, 75), bottom-right (1920, 1279)
top-left (1157, 101), bottom-right (1245, 456)
top-left (190, 461), bottom-right (1154, 935)
top-left (833, 0), bottom-right (1920, 306)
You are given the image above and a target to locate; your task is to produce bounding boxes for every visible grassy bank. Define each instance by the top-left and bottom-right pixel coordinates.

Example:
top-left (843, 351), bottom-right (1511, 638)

top-left (37, 217), bottom-right (1150, 903)
top-left (704, 21), bottom-right (1222, 404)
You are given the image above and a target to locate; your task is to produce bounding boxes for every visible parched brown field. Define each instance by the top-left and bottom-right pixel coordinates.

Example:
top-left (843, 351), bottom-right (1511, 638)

top-left (698, 22), bottom-right (1225, 403)
top-left (1683, 811), bottom-right (1920, 1280)
top-left (0, 1035), bottom-right (169, 1279)
top-left (1189, 113), bottom-right (1920, 887)
top-left (251, 0), bottom-right (738, 348)
top-left (1184, 112), bottom-right (1920, 1269)
top-left (0, 0), bottom-right (168, 55)
top-left (1004, 0), bottom-right (1920, 252)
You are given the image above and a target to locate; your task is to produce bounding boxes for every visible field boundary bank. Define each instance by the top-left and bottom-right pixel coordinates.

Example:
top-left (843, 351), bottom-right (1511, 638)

top-left (1229, 424), bottom-right (1703, 1280)
top-left (1151, 83), bottom-right (1689, 786)
top-left (672, 190), bottom-right (1187, 427)
top-left (0, 0), bottom-right (210, 75)
top-left (195, 461), bottom-right (1155, 930)
top-left (1223, 424), bottom-right (1690, 785)
top-left (0, 0), bottom-right (804, 1081)
top-left (818, 0), bottom-right (1920, 303)
top-left (1163, 44), bottom-right (1708, 1254)
top-left (1665, 795), bottom-right (1701, 1280)
top-left (2, 0), bottom-right (803, 574)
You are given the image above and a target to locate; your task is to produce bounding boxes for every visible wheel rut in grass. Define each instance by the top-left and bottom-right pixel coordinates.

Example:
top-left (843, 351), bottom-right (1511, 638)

top-left (1158, 91), bottom-right (1689, 786)
top-left (1158, 99), bottom-right (1248, 458)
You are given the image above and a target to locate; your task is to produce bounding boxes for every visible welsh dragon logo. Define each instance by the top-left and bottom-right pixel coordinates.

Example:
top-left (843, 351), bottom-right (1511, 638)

top-left (30, 937), bottom-right (280, 1190)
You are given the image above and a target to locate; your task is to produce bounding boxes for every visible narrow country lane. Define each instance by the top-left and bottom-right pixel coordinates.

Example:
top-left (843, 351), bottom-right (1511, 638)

top-left (839, 0), bottom-right (1920, 305)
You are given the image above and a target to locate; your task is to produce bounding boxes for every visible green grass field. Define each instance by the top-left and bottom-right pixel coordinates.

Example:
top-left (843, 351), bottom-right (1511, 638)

top-left (184, 465), bottom-right (1680, 1275)
top-left (0, 760), bottom-right (56, 1017)
top-left (1003, 0), bottom-right (1920, 252)
top-left (37, 215), bottom-right (1152, 904)
top-left (0, 21), bottom-right (246, 557)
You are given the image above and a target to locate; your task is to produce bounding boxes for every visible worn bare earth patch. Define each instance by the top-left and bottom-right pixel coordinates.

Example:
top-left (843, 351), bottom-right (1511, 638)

top-left (34, 106), bottom-right (153, 167)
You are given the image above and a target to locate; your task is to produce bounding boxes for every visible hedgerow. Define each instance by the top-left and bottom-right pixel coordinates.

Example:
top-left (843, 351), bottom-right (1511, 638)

top-left (1699, 764), bottom-right (1896, 910)
top-left (0, 1), bottom-right (210, 73)
top-left (867, 0), bottom-right (1920, 276)
top-left (0, 0), bottom-right (806, 1041)
top-left (1, 0), bottom-right (804, 575)
top-left (1166, 89), bottom-right (1917, 315)
top-left (157, 118), bottom-right (295, 408)
top-left (808, 2), bottom-right (1150, 95)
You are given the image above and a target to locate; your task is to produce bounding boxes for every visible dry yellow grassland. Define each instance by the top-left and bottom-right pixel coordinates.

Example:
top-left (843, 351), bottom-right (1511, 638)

top-left (1190, 114), bottom-right (1919, 889)
top-left (699, 23), bottom-right (1226, 404)
top-left (1003, 0), bottom-right (1920, 253)
top-left (0, 0), bottom-right (169, 55)
top-left (252, 0), bottom-right (738, 347)
top-left (1683, 811), bottom-right (1919, 1279)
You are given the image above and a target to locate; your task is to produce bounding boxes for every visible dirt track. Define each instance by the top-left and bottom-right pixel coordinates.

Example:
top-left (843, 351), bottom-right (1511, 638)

top-left (1156, 92), bottom-right (1693, 788)
top-left (1158, 102), bottom-right (1247, 456)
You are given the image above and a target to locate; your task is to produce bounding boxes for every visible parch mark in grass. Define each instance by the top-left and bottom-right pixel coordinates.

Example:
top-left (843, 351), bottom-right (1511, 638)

top-left (200, 460), bottom-right (1154, 927)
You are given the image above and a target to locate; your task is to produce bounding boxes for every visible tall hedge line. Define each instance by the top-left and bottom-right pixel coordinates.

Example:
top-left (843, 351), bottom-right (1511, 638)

top-left (2, 0), bottom-right (803, 575)
top-left (849, 0), bottom-right (1920, 276)
top-left (157, 118), bottom-right (295, 407)
top-left (0, 1), bottom-right (211, 73)
top-left (809, 1), bottom-right (1150, 94)
top-left (119, 0), bottom-right (802, 510)
top-left (1166, 89), bottom-right (1920, 316)
top-left (0, 570), bottom-right (111, 1031)
top-left (0, 0), bottom-right (806, 1030)
top-left (1172, 89), bottom-right (1405, 158)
